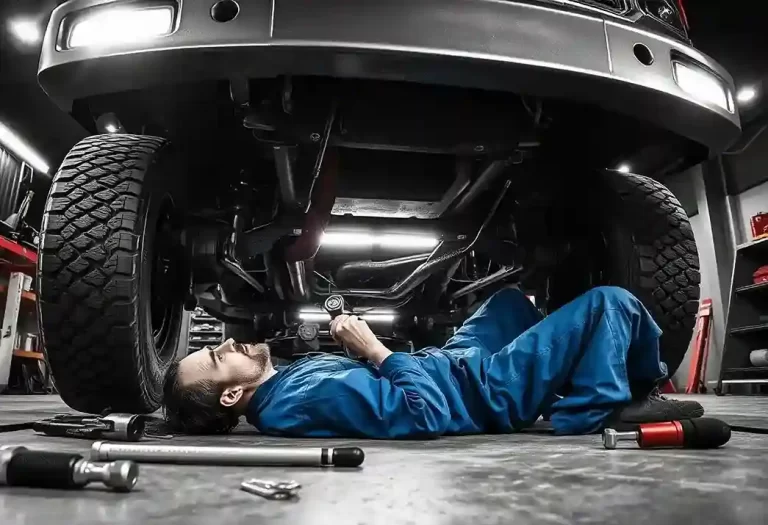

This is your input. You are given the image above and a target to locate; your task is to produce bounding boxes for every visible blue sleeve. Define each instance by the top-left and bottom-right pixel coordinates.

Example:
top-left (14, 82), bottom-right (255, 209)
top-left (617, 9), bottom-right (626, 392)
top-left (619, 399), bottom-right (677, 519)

top-left (298, 353), bottom-right (451, 439)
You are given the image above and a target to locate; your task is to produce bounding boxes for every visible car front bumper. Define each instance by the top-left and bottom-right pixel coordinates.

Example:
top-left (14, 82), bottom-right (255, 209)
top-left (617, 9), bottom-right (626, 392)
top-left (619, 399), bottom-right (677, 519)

top-left (39, 0), bottom-right (741, 152)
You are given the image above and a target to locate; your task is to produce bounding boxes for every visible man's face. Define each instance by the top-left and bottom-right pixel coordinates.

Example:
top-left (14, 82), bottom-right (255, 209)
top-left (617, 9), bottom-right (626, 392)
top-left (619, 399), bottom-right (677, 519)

top-left (177, 339), bottom-right (271, 407)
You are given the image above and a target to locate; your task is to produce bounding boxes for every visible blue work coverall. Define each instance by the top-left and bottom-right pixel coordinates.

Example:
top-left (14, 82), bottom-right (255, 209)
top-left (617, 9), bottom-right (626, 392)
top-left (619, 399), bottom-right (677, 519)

top-left (246, 286), bottom-right (668, 438)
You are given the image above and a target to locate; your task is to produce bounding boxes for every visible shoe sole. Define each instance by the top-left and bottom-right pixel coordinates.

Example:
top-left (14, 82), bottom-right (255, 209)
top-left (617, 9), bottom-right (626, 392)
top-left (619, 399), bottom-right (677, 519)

top-left (611, 405), bottom-right (704, 432)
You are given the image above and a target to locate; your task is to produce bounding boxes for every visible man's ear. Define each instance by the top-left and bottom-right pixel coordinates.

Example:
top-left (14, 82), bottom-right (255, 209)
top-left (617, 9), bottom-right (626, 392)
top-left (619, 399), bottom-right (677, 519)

top-left (220, 385), bottom-right (244, 408)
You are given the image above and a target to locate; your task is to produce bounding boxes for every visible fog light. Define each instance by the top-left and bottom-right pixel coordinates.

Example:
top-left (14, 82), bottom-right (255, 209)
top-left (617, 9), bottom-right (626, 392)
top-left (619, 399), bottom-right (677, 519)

top-left (736, 86), bottom-right (758, 105)
top-left (68, 6), bottom-right (174, 49)
top-left (96, 113), bottom-right (125, 134)
top-left (673, 61), bottom-right (733, 113)
top-left (9, 19), bottom-right (42, 45)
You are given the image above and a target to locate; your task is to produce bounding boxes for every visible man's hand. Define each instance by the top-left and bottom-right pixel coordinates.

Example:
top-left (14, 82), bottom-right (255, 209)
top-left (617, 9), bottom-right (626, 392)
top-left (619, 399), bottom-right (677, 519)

top-left (329, 315), bottom-right (392, 366)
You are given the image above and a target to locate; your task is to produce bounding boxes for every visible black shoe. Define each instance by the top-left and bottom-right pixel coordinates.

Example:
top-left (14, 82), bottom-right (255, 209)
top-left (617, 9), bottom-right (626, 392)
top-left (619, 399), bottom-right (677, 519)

top-left (606, 388), bottom-right (704, 431)
top-left (647, 385), bottom-right (705, 416)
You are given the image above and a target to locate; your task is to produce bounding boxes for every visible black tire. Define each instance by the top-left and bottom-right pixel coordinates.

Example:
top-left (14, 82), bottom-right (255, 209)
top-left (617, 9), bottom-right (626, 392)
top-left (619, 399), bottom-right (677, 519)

top-left (602, 171), bottom-right (700, 375)
top-left (38, 135), bottom-right (189, 414)
top-left (549, 171), bottom-right (700, 377)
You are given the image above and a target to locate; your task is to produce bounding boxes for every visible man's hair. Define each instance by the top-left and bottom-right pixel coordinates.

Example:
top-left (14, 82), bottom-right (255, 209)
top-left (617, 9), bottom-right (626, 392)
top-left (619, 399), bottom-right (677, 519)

top-left (162, 361), bottom-right (240, 434)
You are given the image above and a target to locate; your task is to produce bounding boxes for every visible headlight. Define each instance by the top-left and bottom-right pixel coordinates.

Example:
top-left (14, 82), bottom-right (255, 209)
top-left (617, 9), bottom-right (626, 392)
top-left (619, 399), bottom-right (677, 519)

top-left (673, 61), bottom-right (734, 113)
top-left (67, 5), bottom-right (175, 49)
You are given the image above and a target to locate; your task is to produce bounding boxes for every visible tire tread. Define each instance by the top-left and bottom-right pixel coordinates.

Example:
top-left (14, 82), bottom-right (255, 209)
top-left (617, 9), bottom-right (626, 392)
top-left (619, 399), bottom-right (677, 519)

top-left (608, 172), bottom-right (701, 366)
top-left (39, 135), bottom-right (166, 413)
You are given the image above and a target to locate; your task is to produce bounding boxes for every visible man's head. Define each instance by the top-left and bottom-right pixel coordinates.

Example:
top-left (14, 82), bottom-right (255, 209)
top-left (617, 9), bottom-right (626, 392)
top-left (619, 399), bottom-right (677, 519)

top-left (163, 339), bottom-right (273, 434)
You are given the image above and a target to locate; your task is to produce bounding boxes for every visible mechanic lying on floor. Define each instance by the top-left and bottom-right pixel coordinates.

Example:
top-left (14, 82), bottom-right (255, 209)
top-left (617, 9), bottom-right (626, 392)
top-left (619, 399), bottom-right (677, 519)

top-left (163, 286), bottom-right (703, 438)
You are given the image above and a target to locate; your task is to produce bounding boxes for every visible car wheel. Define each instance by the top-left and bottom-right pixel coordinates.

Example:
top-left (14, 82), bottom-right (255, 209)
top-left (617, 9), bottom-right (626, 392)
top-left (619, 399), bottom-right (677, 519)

top-left (38, 135), bottom-right (190, 413)
top-left (547, 170), bottom-right (700, 377)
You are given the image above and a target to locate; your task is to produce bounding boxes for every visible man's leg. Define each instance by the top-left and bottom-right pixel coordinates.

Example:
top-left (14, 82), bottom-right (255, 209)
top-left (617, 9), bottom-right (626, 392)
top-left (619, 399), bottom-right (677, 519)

top-left (479, 286), bottom-right (668, 434)
top-left (441, 287), bottom-right (543, 359)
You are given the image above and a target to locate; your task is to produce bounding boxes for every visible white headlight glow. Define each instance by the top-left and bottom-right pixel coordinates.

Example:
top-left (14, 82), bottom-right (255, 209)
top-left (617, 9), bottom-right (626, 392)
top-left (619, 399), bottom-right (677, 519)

top-left (673, 61), bottom-right (732, 113)
top-left (68, 6), bottom-right (174, 49)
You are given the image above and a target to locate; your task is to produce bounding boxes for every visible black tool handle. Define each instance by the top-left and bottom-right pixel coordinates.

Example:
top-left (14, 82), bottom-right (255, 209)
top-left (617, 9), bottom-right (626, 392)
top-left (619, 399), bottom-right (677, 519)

top-left (332, 447), bottom-right (365, 467)
top-left (681, 418), bottom-right (731, 448)
top-left (32, 421), bottom-right (97, 439)
top-left (3, 448), bottom-right (83, 489)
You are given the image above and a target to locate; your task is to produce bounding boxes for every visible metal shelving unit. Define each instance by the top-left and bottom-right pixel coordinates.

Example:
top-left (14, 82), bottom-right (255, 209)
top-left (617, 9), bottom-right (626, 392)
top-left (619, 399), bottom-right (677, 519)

top-left (188, 307), bottom-right (224, 352)
top-left (718, 237), bottom-right (768, 393)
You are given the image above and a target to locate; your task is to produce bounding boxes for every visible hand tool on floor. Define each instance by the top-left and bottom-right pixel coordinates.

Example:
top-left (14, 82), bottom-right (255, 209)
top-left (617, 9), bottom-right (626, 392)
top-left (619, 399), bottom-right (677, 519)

top-left (0, 413), bottom-right (145, 441)
top-left (0, 445), bottom-right (139, 492)
top-left (32, 413), bottom-right (145, 441)
top-left (602, 418), bottom-right (731, 449)
top-left (91, 441), bottom-right (365, 467)
top-left (241, 479), bottom-right (302, 500)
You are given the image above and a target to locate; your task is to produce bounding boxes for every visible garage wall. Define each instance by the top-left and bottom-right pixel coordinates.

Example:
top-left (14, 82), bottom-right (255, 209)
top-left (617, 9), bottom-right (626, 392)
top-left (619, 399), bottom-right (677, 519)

top-left (723, 128), bottom-right (768, 195)
top-left (0, 145), bottom-right (22, 221)
top-left (666, 126), bottom-right (768, 390)
top-left (667, 166), bottom-right (725, 390)
top-left (672, 209), bottom-right (723, 389)
top-left (724, 126), bottom-right (768, 245)
top-left (735, 181), bottom-right (768, 244)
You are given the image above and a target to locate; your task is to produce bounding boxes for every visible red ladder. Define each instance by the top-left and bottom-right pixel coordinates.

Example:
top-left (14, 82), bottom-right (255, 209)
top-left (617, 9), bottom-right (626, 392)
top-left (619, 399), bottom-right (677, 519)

top-left (685, 298), bottom-right (713, 394)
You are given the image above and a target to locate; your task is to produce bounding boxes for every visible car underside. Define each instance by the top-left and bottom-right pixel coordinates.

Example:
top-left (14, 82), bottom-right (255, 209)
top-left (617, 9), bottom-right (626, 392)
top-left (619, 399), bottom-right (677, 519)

top-left (35, 0), bottom-right (741, 413)
top-left (116, 77), bottom-right (694, 344)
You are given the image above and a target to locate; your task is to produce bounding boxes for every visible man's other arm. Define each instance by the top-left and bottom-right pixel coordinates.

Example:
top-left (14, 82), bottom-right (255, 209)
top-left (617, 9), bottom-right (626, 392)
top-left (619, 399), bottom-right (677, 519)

top-left (296, 353), bottom-right (452, 439)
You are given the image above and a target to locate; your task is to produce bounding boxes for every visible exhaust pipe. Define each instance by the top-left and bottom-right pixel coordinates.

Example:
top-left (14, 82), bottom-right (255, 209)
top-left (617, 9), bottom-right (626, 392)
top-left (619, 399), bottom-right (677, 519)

top-left (274, 146), bottom-right (299, 207)
top-left (449, 265), bottom-right (524, 300)
top-left (287, 260), bottom-right (311, 301)
top-left (450, 160), bottom-right (509, 215)
top-left (333, 180), bottom-right (511, 300)
top-left (274, 146), bottom-right (311, 301)
top-left (335, 253), bottom-right (430, 286)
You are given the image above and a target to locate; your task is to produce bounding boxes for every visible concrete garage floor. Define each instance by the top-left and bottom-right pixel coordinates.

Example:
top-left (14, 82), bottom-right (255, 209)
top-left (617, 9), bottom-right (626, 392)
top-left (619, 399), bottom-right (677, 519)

top-left (1, 395), bottom-right (767, 524)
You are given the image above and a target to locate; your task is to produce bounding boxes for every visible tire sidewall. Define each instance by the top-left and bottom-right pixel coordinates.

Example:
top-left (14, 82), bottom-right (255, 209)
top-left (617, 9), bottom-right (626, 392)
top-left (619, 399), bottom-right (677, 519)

top-left (38, 135), bottom-right (190, 413)
top-left (598, 172), bottom-right (699, 376)
top-left (545, 171), bottom-right (700, 377)
top-left (136, 144), bottom-right (189, 407)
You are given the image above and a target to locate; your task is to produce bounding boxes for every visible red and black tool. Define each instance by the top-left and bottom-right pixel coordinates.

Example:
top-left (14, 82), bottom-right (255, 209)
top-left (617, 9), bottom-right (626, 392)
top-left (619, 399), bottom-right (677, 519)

top-left (603, 418), bottom-right (731, 449)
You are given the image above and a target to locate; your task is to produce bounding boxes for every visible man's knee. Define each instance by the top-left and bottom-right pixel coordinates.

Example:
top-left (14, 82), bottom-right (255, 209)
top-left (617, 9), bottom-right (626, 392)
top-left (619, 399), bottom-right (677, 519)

top-left (584, 286), bottom-right (639, 307)
top-left (480, 286), bottom-right (527, 311)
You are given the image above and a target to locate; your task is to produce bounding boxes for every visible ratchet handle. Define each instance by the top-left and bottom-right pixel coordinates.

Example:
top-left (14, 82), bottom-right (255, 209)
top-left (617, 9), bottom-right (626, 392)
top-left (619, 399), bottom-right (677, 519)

top-left (1, 447), bottom-right (83, 489)
top-left (323, 295), bottom-right (345, 319)
top-left (323, 295), bottom-right (358, 359)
